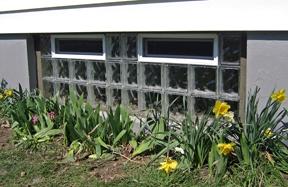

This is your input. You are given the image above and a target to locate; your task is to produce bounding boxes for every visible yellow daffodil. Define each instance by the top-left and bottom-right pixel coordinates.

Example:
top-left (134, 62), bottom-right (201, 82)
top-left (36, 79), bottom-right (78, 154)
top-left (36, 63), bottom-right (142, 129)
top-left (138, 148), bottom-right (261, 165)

top-left (159, 157), bottom-right (178, 174)
top-left (264, 128), bottom-right (273, 138)
top-left (213, 100), bottom-right (231, 118)
top-left (271, 89), bottom-right (286, 103)
top-left (0, 94), bottom-right (3, 100)
top-left (223, 111), bottom-right (235, 123)
top-left (4, 89), bottom-right (13, 97)
top-left (217, 143), bottom-right (235, 156)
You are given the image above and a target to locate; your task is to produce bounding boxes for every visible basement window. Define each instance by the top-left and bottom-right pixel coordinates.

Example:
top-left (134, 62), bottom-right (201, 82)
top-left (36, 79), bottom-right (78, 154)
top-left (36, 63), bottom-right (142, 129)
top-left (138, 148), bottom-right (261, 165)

top-left (51, 35), bottom-right (105, 60)
top-left (138, 34), bottom-right (218, 66)
top-left (42, 33), bottom-right (242, 116)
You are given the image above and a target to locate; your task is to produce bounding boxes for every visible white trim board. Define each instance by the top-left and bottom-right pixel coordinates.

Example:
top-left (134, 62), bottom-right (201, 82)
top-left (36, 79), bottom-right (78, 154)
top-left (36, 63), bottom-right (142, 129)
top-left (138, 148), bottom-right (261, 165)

top-left (0, 0), bottom-right (288, 33)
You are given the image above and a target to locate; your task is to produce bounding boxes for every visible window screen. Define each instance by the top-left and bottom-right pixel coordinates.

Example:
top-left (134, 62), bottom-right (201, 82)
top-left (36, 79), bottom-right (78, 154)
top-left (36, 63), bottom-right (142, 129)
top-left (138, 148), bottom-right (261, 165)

top-left (143, 38), bottom-right (214, 59)
top-left (55, 38), bottom-right (103, 55)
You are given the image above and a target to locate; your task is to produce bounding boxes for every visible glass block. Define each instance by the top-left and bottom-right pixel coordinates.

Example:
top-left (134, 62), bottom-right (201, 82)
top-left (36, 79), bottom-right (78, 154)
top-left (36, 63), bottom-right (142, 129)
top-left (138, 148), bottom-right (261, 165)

top-left (42, 59), bottom-right (53, 77)
top-left (222, 36), bottom-right (241, 63)
top-left (128, 90), bottom-right (138, 108)
top-left (111, 63), bottom-right (121, 83)
top-left (58, 60), bottom-right (69, 78)
top-left (39, 35), bottom-right (51, 56)
top-left (222, 69), bottom-right (239, 94)
top-left (144, 64), bottom-right (161, 87)
top-left (194, 97), bottom-right (215, 115)
top-left (74, 61), bottom-right (87, 80)
top-left (76, 84), bottom-right (88, 99)
top-left (43, 80), bottom-right (54, 97)
top-left (113, 89), bottom-right (121, 106)
top-left (169, 95), bottom-right (187, 115)
top-left (125, 35), bottom-right (137, 58)
top-left (92, 61), bottom-right (106, 82)
top-left (195, 67), bottom-right (216, 92)
top-left (107, 35), bottom-right (121, 58)
top-left (168, 65), bottom-right (187, 90)
top-left (145, 92), bottom-right (161, 109)
top-left (127, 63), bottom-right (137, 85)
top-left (59, 83), bottom-right (69, 98)
top-left (94, 87), bottom-right (106, 105)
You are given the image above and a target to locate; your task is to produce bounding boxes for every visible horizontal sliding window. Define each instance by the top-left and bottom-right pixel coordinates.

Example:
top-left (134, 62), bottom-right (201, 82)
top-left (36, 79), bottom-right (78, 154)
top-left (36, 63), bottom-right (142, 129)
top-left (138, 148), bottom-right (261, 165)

top-left (143, 38), bottom-right (214, 59)
top-left (55, 38), bottom-right (103, 55)
top-left (139, 34), bottom-right (218, 66)
top-left (51, 35), bottom-right (105, 60)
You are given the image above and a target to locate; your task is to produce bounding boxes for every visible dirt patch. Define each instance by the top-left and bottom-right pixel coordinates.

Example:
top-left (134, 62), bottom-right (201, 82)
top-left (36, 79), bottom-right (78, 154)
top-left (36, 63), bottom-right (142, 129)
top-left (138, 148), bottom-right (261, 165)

top-left (0, 122), bottom-right (12, 149)
top-left (89, 156), bottom-right (150, 182)
top-left (89, 158), bottom-right (127, 182)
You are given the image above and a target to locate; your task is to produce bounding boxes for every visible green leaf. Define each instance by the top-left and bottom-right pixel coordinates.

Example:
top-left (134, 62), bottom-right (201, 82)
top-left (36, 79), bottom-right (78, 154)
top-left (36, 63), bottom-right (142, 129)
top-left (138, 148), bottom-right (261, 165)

top-left (240, 133), bottom-right (250, 165)
top-left (129, 139), bottom-right (138, 149)
top-left (112, 129), bottom-right (127, 146)
top-left (96, 137), bottom-right (109, 149)
top-left (132, 140), bottom-right (153, 157)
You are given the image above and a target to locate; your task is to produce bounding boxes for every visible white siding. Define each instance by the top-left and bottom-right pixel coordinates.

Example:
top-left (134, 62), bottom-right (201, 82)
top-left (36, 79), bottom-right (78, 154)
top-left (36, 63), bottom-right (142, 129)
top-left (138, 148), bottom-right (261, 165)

top-left (0, 0), bottom-right (137, 12)
top-left (0, 0), bottom-right (287, 33)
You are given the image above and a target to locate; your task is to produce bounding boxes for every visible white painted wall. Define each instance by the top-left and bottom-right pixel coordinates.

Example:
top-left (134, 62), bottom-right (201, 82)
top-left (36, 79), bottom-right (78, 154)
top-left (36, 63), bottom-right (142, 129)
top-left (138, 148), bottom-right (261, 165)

top-left (0, 0), bottom-right (287, 33)
top-left (0, 36), bottom-right (33, 90)
top-left (247, 32), bottom-right (288, 109)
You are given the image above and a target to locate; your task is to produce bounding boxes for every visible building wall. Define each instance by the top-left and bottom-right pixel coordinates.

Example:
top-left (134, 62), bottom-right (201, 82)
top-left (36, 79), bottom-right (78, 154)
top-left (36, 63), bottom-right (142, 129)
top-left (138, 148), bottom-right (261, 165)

top-left (0, 35), bottom-right (36, 90)
top-left (247, 32), bottom-right (288, 109)
top-left (0, 0), bottom-right (287, 34)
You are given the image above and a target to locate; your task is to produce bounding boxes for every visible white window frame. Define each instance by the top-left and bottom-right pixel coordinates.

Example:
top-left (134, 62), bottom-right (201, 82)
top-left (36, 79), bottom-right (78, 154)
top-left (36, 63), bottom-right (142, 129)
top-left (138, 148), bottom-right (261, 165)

top-left (51, 34), bottom-right (106, 60)
top-left (138, 33), bottom-right (218, 66)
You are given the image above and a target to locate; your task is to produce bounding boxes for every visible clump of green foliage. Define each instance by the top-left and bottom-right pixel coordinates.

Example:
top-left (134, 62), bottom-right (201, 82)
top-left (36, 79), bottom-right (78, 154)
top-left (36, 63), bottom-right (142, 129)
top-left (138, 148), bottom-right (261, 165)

top-left (1, 78), bottom-right (288, 186)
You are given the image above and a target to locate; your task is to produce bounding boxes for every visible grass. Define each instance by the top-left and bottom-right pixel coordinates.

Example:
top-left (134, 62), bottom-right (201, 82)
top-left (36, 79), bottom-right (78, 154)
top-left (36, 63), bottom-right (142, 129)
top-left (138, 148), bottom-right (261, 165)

top-left (0, 127), bottom-right (287, 187)
top-left (1, 145), bottom-right (287, 187)
top-left (0, 146), bottom-right (206, 187)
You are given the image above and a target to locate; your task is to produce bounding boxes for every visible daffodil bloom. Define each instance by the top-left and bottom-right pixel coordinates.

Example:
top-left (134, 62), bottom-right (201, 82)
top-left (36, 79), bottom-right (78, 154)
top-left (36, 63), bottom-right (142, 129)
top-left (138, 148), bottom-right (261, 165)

top-left (264, 128), bottom-right (273, 138)
top-left (0, 94), bottom-right (3, 100)
top-left (271, 89), bottom-right (286, 103)
top-left (217, 143), bottom-right (235, 156)
top-left (213, 100), bottom-right (231, 118)
top-left (4, 89), bottom-right (13, 97)
top-left (159, 157), bottom-right (178, 174)
top-left (223, 111), bottom-right (235, 123)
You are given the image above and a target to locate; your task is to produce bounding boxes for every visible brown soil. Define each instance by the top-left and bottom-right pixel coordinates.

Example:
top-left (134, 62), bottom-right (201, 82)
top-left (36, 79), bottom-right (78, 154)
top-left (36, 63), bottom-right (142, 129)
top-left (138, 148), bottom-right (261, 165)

top-left (0, 122), bottom-right (11, 149)
top-left (89, 156), bottom-right (150, 182)
top-left (89, 158), bottom-right (127, 182)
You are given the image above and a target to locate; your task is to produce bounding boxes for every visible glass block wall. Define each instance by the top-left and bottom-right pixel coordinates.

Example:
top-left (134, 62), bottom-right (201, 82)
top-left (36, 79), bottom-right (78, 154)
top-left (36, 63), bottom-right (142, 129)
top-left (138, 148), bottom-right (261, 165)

top-left (40, 33), bottom-right (243, 116)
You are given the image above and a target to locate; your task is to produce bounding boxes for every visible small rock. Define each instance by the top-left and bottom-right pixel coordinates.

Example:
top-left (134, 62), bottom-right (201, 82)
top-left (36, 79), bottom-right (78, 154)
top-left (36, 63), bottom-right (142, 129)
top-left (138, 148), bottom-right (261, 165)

top-left (1, 124), bottom-right (10, 128)
top-left (32, 177), bottom-right (44, 185)
top-left (0, 169), bottom-right (8, 176)
top-left (20, 171), bottom-right (26, 177)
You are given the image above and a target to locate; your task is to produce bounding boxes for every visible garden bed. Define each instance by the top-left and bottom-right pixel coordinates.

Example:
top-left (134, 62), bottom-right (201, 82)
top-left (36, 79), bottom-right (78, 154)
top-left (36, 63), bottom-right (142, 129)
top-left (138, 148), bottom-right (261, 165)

top-left (1, 82), bottom-right (288, 186)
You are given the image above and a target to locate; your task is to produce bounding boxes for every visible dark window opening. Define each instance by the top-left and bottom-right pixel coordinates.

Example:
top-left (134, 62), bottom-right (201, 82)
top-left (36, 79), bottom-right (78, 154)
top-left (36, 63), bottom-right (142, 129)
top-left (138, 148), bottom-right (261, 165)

top-left (143, 38), bottom-right (214, 59)
top-left (55, 38), bottom-right (103, 55)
